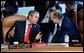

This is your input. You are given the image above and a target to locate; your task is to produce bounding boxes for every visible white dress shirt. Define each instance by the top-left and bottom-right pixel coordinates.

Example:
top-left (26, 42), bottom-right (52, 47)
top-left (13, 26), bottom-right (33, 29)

top-left (24, 20), bottom-right (32, 37)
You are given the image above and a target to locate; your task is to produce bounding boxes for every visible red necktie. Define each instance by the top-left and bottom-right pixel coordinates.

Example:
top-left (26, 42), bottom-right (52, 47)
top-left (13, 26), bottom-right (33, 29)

top-left (24, 24), bottom-right (32, 43)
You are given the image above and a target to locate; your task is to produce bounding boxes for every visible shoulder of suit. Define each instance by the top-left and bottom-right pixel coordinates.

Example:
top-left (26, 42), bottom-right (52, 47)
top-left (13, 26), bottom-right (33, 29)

top-left (33, 24), bottom-right (40, 28)
top-left (63, 16), bottom-right (72, 23)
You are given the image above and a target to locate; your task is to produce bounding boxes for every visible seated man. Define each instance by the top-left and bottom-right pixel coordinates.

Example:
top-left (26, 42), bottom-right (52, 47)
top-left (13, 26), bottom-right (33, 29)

top-left (6, 10), bottom-right (42, 44)
top-left (42, 9), bottom-right (80, 44)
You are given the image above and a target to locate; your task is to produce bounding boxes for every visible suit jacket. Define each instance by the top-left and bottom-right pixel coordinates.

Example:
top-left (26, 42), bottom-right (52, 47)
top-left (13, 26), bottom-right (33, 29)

top-left (6, 20), bottom-right (40, 44)
top-left (41, 16), bottom-right (80, 43)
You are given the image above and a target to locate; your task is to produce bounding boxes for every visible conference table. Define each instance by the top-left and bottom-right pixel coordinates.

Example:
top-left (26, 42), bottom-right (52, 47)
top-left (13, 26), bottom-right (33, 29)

top-left (1, 43), bottom-right (83, 52)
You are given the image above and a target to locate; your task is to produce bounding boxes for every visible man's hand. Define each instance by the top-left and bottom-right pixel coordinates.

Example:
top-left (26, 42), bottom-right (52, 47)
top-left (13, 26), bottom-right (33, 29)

top-left (35, 32), bottom-right (42, 40)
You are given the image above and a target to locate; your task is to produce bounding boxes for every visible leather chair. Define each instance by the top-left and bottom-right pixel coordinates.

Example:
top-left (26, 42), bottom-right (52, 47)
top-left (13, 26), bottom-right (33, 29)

top-left (2, 14), bottom-right (26, 44)
top-left (78, 9), bottom-right (83, 44)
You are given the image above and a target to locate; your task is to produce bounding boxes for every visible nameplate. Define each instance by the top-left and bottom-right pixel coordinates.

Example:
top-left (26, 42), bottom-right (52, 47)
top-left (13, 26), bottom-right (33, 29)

top-left (47, 43), bottom-right (69, 47)
top-left (1, 44), bottom-right (8, 49)
top-left (9, 43), bottom-right (32, 49)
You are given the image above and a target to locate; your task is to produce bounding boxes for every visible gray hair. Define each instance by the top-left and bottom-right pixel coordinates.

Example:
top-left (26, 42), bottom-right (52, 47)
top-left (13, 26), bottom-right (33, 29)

top-left (52, 9), bottom-right (62, 19)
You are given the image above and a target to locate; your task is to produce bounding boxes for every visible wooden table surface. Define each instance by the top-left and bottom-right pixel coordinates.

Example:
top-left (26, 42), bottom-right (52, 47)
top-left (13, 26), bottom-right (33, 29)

top-left (1, 44), bottom-right (83, 52)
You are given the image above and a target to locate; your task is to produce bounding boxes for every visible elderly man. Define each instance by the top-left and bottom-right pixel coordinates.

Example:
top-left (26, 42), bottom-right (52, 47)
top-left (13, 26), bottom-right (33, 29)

top-left (42, 9), bottom-right (80, 44)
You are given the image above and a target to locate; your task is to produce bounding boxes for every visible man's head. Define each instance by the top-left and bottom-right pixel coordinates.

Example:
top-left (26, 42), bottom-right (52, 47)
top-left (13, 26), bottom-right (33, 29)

top-left (3, 1), bottom-right (18, 17)
top-left (65, 1), bottom-right (75, 12)
top-left (50, 9), bottom-right (62, 24)
top-left (27, 10), bottom-right (39, 24)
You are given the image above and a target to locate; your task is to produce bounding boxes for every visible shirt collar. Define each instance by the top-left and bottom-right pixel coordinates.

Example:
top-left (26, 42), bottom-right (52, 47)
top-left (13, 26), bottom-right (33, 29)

top-left (59, 16), bottom-right (64, 27)
top-left (26, 19), bottom-right (31, 25)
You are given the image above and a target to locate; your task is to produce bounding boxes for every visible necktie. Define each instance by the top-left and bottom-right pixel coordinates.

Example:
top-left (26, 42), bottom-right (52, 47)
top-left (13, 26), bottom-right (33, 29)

top-left (51, 24), bottom-right (61, 43)
top-left (56, 24), bottom-right (60, 35)
top-left (24, 24), bottom-right (32, 43)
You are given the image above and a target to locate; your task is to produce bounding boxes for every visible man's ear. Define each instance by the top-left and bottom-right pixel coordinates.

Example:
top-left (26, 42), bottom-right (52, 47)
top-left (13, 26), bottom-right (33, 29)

top-left (28, 15), bottom-right (32, 19)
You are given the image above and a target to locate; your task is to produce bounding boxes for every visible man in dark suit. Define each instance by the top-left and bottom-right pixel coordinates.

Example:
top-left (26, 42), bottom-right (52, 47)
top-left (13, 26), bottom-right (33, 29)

top-left (6, 10), bottom-right (42, 44)
top-left (42, 9), bottom-right (80, 44)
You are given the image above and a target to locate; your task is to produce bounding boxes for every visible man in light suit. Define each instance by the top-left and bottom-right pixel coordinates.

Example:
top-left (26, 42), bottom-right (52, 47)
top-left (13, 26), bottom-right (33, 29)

top-left (6, 10), bottom-right (42, 44)
top-left (42, 9), bottom-right (80, 44)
